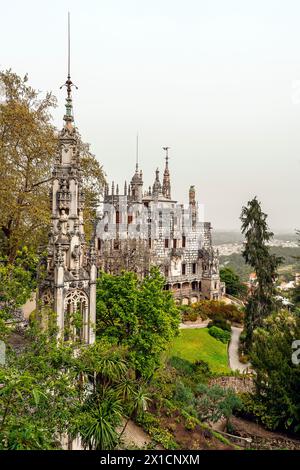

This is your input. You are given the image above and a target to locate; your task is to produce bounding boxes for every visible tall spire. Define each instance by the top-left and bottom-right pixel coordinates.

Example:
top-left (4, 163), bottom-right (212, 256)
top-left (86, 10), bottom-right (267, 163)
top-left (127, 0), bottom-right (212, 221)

top-left (136, 133), bottom-right (139, 172)
top-left (162, 146), bottom-right (171, 199)
top-left (60, 12), bottom-right (78, 125)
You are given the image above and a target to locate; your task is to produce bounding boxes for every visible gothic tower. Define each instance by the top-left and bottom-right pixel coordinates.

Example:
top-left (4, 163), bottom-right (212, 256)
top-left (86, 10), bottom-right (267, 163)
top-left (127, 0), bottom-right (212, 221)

top-left (39, 73), bottom-right (97, 344)
top-left (152, 168), bottom-right (162, 198)
top-left (130, 165), bottom-right (143, 202)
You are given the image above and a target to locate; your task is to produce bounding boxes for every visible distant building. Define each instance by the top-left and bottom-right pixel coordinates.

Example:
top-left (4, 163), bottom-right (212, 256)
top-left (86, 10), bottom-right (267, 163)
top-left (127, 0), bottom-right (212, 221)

top-left (95, 152), bottom-right (225, 304)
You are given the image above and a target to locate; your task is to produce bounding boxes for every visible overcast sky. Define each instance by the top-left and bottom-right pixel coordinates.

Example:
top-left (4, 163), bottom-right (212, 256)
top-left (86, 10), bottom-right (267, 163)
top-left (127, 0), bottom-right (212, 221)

top-left (1, 0), bottom-right (300, 231)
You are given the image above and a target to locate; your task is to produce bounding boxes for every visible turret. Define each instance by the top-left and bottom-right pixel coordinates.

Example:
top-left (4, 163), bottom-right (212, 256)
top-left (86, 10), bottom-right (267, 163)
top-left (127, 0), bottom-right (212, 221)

top-left (152, 168), bottom-right (162, 198)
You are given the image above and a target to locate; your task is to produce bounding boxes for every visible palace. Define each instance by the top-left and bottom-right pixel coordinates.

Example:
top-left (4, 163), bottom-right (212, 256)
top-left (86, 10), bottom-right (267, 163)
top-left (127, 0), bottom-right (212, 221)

top-left (95, 149), bottom-right (225, 305)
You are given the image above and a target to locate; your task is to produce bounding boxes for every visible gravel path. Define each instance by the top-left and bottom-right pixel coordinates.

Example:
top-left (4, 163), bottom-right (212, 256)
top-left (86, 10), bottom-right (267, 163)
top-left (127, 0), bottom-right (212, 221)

top-left (179, 320), bottom-right (209, 329)
top-left (120, 420), bottom-right (152, 449)
top-left (228, 326), bottom-right (250, 373)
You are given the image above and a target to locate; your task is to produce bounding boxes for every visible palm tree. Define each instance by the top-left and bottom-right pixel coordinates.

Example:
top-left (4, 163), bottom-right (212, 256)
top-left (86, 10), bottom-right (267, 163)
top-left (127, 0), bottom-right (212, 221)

top-left (117, 382), bottom-right (151, 444)
top-left (77, 389), bottom-right (123, 450)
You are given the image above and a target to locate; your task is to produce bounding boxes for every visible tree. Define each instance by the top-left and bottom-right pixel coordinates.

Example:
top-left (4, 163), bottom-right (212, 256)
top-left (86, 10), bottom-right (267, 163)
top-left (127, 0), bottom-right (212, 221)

top-left (291, 230), bottom-right (300, 313)
top-left (250, 310), bottom-right (300, 432)
top-left (72, 340), bottom-right (151, 450)
top-left (130, 268), bottom-right (180, 379)
top-left (0, 316), bottom-right (150, 450)
top-left (0, 318), bottom-right (81, 449)
top-left (0, 69), bottom-right (105, 261)
top-left (220, 267), bottom-right (247, 298)
top-left (195, 383), bottom-right (241, 425)
top-left (96, 267), bottom-right (180, 379)
top-left (240, 197), bottom-right (282, 347)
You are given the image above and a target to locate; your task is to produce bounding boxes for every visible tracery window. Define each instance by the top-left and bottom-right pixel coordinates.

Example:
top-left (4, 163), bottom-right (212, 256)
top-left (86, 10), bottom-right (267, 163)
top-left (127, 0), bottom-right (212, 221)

top-left (64, 290), bottom-right (88, 342)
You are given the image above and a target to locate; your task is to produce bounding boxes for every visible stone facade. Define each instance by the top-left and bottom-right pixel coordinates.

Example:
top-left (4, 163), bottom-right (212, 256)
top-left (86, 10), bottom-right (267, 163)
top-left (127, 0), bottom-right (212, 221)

top-left (95, 153), bottom-right (225, 304)
top-left (38, 79), bottom-right (97, 344)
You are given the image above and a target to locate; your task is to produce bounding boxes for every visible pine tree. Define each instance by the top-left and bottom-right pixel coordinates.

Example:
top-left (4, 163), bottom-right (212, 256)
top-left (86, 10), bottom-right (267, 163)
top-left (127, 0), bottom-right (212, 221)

top-left (240, 197), bottom-right (282, 347)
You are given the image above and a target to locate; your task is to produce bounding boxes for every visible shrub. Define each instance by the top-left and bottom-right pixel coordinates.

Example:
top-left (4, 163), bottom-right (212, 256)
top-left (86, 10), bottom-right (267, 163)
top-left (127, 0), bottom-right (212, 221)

top-left (195, 383), bottom-right (241, 423)
top-left (208, 326), bottom-right (231, 344)
top-left (208, 316), bottom-right (231, 332)
top-left (181, 306), bottom-right (198, 322)
top-left (238, 393), bottom-right (280, 430)
top-left (168, 357), bottom-right (211, 381)
top-left (181, 411), bottom-right (200, 431)
top-left (136, 412), bottom-right (178, 449)
top-left (168, 356), bottom-right (195, 376)
top-left (173, 381), bottom-right (196, 408)
top-left (194, 360), bottom-right (211, 377)
top-left (192, 300), bottom-right (244, 324)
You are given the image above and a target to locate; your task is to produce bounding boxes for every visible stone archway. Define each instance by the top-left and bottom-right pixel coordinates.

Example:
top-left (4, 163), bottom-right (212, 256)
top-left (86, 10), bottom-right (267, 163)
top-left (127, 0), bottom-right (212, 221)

top-left (64, 290), bottom-right (89, 342)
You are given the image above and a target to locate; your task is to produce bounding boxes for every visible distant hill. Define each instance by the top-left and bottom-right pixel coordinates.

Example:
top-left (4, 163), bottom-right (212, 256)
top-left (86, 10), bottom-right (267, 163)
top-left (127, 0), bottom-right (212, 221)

top-left (212, 231), bottom-right (244, 245)
top-left (220, 246), bottom-right (300, 282)
top-left (213, 230), bottom-right (298, 246)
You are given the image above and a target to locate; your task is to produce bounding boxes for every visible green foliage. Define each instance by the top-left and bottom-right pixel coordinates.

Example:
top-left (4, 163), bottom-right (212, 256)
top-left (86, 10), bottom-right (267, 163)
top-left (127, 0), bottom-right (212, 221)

top-left (220, 267), bottom-right (247, 298)
top-left (0, 321), bottom-right (80, 449)
top-left (208, 326), bottom-right (231, 344)
top-left (96, 267), bottom-right (180, 379)
top-left (292, 284), bottom-right (300, 309)
top-left (0, 247), bottom-right (38, 328)
top-left (208, 316), bottom-right (231, 332)
top-left (136, 412), bottom-right (179, 449)
top-left (195, 383), bottom-right (241, 423)
top-left (249, 310), bottom-right (300, 432)
top-left (238, 393), bottom-right (280, 431)
top-left (74, 390), bottom-right (123, 450)
top-left (0, 316), bottom-right (151, 450)
top-left (173, 381), bottom-right (196, 408)
top-left (168, 356), bottom-right (195, 376)
top-left (192, 300), bottom-right (244, 324)
top-left (240, 197), bottom-right (282, 346)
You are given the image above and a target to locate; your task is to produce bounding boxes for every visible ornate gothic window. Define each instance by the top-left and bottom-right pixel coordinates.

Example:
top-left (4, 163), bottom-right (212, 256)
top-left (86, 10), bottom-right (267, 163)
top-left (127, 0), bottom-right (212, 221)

top-left (64, 290), bottom-right (88, 342)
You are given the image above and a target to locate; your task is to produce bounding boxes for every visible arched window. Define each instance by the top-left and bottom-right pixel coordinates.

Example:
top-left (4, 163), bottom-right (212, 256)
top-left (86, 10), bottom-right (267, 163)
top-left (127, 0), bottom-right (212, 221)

top-left (64, 290), bottom-right (88, 342)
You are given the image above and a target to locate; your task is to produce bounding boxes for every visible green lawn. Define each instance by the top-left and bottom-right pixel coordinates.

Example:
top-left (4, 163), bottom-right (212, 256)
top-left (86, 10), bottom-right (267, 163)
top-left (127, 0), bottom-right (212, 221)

top-left (167, 328), bottom-right (230, 374)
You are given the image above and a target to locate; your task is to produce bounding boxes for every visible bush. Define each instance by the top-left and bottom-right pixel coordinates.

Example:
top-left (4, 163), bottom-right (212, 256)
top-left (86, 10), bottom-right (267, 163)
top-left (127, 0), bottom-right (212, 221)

top-left (136, 412), bottom-right (178, 449)
top-left (181, 306), bottom-right (199, 322)
top-left (173, 381), bottom-right (196, 408)
top-left (181, 411), bottom-right (200, 431)
top-left (208, 316), bottom-right (231, 332)
top-left (194, 360), bottom-right (211, 377)
top-left (168, 356), bottom-right (195, 376)
top-left (195, 383), bottom-right (241, 423)
top-left (208, 326), bottom-right (231, 344)
top-left (192, 300), bottom-right (244, 324)
top-left (168, 357), bottom-right (211, 381)
top-left (238, 393), bottom-right (280, 430)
